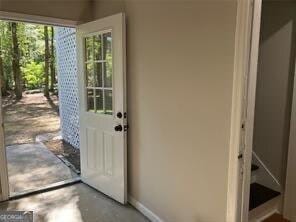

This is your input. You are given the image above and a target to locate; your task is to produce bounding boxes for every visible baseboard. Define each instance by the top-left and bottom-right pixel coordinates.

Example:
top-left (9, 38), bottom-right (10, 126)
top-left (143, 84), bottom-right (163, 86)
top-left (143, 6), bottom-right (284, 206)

top-left (128, 195), bottom-right (163, 222)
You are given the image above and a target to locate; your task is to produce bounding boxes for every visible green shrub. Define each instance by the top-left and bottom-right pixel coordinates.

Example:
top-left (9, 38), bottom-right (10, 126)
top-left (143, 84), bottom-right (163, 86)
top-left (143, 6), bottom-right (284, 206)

top-left (22, 62), bottom-right (44, 90)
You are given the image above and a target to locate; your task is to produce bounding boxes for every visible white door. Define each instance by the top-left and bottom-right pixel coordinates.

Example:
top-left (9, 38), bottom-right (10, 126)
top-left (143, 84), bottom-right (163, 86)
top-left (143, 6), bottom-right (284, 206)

top-left (76, 13), bottom-right (127, 204)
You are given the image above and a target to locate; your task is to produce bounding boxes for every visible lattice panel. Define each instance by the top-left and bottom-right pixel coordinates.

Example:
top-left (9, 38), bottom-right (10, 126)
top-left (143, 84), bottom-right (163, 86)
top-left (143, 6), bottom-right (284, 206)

top-left (55, 27), bottom-right (80, 149)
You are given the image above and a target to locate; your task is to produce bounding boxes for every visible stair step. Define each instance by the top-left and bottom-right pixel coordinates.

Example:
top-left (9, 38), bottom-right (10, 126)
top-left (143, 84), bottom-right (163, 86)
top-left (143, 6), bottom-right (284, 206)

top-left (251, 164), bottom-right (259, 172)
top-left (263, 213), bottom-right (290, 222)
top-left (249, 183), bottom-right (281, 211)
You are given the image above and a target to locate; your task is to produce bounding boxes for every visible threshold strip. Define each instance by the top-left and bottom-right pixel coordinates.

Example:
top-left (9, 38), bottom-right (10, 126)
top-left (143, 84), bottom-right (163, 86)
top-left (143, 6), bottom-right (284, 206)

top-left (8, 177), bottom-right (81, 201)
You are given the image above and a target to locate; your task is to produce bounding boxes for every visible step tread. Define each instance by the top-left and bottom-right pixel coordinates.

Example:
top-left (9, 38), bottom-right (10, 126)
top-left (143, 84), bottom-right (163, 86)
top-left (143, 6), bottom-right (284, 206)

top-left (249, 183), bottom-right (280, 211)
top-left (263, 213), bottom-right (290, 222)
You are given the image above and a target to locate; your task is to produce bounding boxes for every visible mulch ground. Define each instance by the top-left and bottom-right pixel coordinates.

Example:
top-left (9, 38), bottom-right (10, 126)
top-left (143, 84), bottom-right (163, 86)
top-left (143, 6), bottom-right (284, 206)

top-left (3, 92), bottom-right (60, 145)
top-left (43, 139), bottom-right (81, 172)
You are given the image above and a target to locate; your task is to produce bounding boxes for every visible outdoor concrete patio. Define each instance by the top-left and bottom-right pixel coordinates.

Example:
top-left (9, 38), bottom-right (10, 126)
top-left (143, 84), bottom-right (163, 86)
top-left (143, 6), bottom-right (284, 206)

top-left (6, 142), bottom-right (78, 195)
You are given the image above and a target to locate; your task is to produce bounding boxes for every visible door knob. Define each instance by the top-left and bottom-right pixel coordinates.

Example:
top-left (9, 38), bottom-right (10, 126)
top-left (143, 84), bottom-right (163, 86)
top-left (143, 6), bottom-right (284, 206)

top-left (114, 125), bottom-right (123, 132)
top-left (116, 112), bottom-right (123, 119)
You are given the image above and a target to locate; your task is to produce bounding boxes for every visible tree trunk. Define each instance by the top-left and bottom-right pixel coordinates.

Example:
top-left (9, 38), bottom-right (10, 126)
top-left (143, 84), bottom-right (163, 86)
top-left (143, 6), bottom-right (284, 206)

top-left (44, 26), bottom-right (50, 97)
top-left (0, 50), bottom-right (7, 96)
top-left (50, 26), bottom-right (55, 92)
top-left (11, 22), bottom-right (22, 99)
top-left (0, 50), bottom-right (6, 97)
top-left (0, 33), bottom-right (7, 96)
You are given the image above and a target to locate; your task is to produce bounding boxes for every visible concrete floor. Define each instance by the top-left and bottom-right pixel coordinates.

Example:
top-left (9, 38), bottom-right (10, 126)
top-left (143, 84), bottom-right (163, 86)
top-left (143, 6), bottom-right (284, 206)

top-left (6, 143), bottom-right (78, 195)
top-left (0, 183), bottom-right (150, 222)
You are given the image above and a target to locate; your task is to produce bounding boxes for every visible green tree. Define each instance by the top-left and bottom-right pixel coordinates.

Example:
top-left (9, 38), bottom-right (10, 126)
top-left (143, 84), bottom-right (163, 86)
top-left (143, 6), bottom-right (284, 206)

top-left (22, 62), bottom-right (44, 89)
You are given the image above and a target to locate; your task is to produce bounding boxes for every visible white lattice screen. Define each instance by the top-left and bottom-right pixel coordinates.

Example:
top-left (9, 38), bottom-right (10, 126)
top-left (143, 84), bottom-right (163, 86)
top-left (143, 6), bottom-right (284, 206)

top-left (55, 27), bottom-right (80, 149)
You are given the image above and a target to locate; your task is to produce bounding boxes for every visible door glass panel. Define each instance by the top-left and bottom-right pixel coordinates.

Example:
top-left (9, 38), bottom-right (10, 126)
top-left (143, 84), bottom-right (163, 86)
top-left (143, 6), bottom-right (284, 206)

top-left (103, 62), bottom-right (112, 88)
top-left (85, 37), bottom-right (93, 61)
top-left (95, 89), bottom-right (103, 113)
top-left (103, 32), bottom-right (112, 60)
top-left (87, 89), bottom-right (95, 111)
top-left (94, 35), bottom-right (102, 61)
top-left (86, 63), bottom-right (94, 87)
top-left (94, 62), bottom-right (103, 87)
top-left (84, 31), bottom-right (113, 115)
top-left (104, 90), bottom-right (113, 115)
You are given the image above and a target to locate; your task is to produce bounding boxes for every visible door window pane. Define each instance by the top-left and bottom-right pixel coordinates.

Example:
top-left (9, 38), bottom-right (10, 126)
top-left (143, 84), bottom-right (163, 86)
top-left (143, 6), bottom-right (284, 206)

top-left (104, 90), bottom-right (113, 115)
top-left (93, 35), bottom-right (102, 61)
top-left (103, 32), bottom-right (112, 60)
top-left (86, 63), bottom-right (94, 87)
top-left (95, 89), bottom-right (103, 113)
top-left (94, 62), bottom-right (103, 87)
top-left (103, 62), bottom-right (112, 88)
top-left (87, 89), bottom-right (94, 111)
top-left (85, 37), bottom-right (93, 61)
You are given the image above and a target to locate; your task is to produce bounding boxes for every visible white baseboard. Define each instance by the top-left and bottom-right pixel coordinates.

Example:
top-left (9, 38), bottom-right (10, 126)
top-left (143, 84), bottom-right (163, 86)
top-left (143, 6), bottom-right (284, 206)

top-left (128, 196), bottom-right (163, 222)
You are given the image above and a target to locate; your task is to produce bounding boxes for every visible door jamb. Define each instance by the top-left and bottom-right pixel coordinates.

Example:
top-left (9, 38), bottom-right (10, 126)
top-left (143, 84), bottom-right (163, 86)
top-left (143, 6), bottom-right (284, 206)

top-left (0, 11), bottom-right (79, 201)
top-left (226, 0), bottom-right (262, 222)
top-left (240, 1), bottom-right (262, 221)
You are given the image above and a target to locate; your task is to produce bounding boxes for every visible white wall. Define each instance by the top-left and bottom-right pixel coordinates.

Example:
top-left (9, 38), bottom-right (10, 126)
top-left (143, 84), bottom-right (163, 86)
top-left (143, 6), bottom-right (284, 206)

top-left (93, 1), bottom-right (237, 221)
top-left (253, 2), bottom-right (296, 186)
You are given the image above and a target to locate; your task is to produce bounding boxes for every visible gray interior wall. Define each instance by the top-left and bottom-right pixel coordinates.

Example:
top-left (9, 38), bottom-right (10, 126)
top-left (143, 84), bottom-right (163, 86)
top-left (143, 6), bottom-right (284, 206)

top-left (253, 2), bottom-right (296, 185)
top-left (93, 1), bottom-right (237, 221)
top-left (0, 0), bottom-right (93, 22)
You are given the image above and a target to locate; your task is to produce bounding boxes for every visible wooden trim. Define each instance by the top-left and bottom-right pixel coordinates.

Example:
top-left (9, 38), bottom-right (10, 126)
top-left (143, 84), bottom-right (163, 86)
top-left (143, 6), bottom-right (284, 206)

top-left (241, 1), bottom-right (262, 221)
top-left (226, 0), bottom-right (257, 221)
top-left (9, 177), bottom-right (81, 201)
top-left (0, 11), bottom-right (78, 27)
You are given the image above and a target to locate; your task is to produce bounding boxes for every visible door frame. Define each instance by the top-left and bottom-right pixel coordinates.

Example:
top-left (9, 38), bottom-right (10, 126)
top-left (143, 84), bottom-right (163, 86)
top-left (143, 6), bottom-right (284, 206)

top-left (284, 22), bottom-right (296, 220)
top-left (0, 11), bottom-right (79, 201)
top-left (227, 0), bottom-right (262, 222)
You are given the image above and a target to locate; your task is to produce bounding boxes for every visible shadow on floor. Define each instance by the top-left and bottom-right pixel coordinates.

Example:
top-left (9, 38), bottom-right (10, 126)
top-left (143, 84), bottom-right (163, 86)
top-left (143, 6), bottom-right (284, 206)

top-left (0, 183), bottom-right (150, 222)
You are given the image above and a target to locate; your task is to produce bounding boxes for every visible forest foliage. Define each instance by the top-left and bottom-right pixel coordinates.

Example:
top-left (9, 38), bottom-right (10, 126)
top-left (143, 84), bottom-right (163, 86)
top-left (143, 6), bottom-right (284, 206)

top-left (0, 21), bottom-right (56, 99)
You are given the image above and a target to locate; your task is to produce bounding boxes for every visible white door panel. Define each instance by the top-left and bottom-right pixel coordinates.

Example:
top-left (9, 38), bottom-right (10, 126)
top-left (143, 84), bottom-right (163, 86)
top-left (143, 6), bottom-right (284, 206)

top-left (77, 13), bottom-right (127, 204)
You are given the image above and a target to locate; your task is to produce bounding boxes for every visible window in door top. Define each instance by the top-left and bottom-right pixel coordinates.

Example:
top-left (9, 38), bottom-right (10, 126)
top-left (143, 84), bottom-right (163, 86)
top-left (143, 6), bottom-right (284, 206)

top-left (85, 31), bottom-right (113, 115)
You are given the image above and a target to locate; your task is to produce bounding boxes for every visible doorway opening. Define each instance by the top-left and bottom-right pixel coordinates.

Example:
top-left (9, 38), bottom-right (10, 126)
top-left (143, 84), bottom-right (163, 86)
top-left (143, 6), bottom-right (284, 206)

top-left (0, 20), bottom-right (81, 197)
top-left (0, 12), bottom-right (127, 206)
top-left (239, 1), bottom-right (296, 221)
